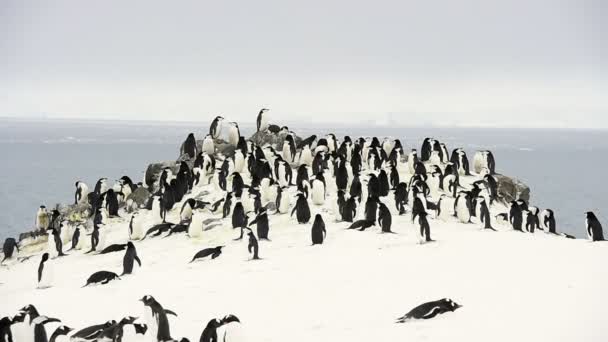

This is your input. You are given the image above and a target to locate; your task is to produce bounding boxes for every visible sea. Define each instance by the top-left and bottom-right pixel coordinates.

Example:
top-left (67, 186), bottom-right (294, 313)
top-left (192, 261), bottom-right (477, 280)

top-left (1, 117), bottom-right (606, 241)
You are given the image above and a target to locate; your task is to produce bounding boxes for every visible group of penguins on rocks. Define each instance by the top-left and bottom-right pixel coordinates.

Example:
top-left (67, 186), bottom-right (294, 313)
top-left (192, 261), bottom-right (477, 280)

top-left (2, 108), bottom-right (606, 341)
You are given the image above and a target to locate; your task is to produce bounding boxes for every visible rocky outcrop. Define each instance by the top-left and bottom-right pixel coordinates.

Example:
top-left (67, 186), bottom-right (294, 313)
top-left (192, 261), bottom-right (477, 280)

top-left (144, 161), bottom-right (180, 189)
top-left (127, 187), bottom-right (151, 208)
top-left (495, 174), bottom-right (530, 203)
top-left (179, 139), bottom-right (236, 160)
top-left (248, 130), bottom-right (302, 149)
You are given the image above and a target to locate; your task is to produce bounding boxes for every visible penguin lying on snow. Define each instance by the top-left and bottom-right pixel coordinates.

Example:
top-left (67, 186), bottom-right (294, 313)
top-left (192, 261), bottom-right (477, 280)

top-left (396, 298), bottom-right (462, 322)
top-left (83, 271), bottom-right (121, 287)
top-left (190, 246), bottom-right (224, 263)
top-left (71, 320), bottom-right (117, 341)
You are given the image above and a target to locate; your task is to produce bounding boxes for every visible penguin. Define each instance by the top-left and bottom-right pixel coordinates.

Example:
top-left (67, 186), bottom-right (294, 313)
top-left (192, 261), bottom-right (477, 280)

top-left (416, 211), bottom-right (433, 243)
top-left (104, 189), bottom-right (120, 217)
top-left (122, 323), bottom-right (148, 342)
top-left (396, 298), bottom-right (462, 322)
top-left (291, 193), bottom-right (311, 224)
top-left (83, 271), bottom-right (121, 287)
top-left (35, 206), bottom-right (49, 231)
top-left (15, 305), bottom-right (60, 342)
top-left (299, 145), bottom-right (313, 166)
top-left (275, 186), bottom-right (290, 214)
top-left (407, 149), bottom-right (418, 174)
top-left (364, 196), bottom-right (379, 222)
top-left (74, 181), bottom-right (89, 205)
top-left (227, 122), bottom-right (240, 147)
top-left (180, 198), bottom-right (196, 222)
top-left (121, 242), bottom-right (142, 275)
top-left (378, 169), bottom-right (390, 197)
top-left (201, 134), bottom-right (215, 156)
top-left (393, 182), bottom-right (408, 215)
top-left (99, 243), bottom-right (128, 254)
top-left (210, 115), bottom-right (224, 139)
top-left (420, 138), bottom-right (434, 161)
top-left (256, 108), bottom-right (270, 132)
top-left (232, 201), bottom-right (248, 231)
top-left (128, 212), bottom-right (144, 241)
top-left (49, 325), bottom-right (73, 342)
top-left (311, 214), bottom-right (326, 245)
top-left (37, 253), bottom-right (53, 289)
top-left (473, 150), bottom-right (496, 174)
top-left (250, 208), bottom-right (270, 240)
top-left (311, 174), bottom-right (326, 206)
top-left (348, 219), bottom-right (375, 231)
top-left (443, 174), bottom-right (458, 198)
top-left (477, 197), bottom-right (495, 230)
top-left (377, 202), bottom-right (393, 233)
top-left (200, 316), bottom-right (240, 342)
top-left (509, 201), bottom-right (523, 231)
top-left (69, 320), bottom-right (116, 342)
top-left (191, 246), bottom-right (224, 263)
top-left (181, 133), bottom-right (197, 159)
top-left (247, 229), bottom-right (260, 260)
top-left (454, 192), bottom-right (472, 223)
top-left (540, 209), bottom-right (557, 234)
top-left (1, 238), bottom-right (19, 264)
top-left (342, 197), bottom-right (358, 222)
top-left (525, 207), bottom-right (540, 233)
top-left (0, 314), bottom-right (22, 342)
top-left (140, 295), bottom-right (175, 342)
top-left (367, 174), bottom-right (380, 199)
top-left (586, 212), bottom-right (605, 241)
top-left (298, 135), bottom-right (317, 149)
top-left (46, 227), bottom-right (66, 257)
top-left (282, 135), bottom-right (297, 163)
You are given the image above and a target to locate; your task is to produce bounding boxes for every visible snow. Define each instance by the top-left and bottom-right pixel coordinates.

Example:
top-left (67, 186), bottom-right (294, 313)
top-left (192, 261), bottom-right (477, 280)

top-left (2, 161), bottom-right (608, 342)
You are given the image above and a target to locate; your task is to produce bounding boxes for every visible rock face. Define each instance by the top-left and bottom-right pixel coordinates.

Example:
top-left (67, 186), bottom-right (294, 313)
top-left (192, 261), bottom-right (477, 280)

top-left (179, 139), bottom-right (236, 159)
top-left (495, 174), bottom-right (530, 203)
top-left (144, 161), bottom-right (179, 189)
top-left (249, 130), bottom-right (302, 150)
top-left (127, 187), bottom-right (151, 207)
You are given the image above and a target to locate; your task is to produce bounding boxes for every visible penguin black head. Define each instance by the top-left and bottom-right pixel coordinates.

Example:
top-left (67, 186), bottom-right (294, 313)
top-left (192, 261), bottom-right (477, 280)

top-left (119, 316), bottom-right (138, 324)
top-left (139, 295), bottom-right (156, 306)
top-left (127, 241), bottom-right (135, 249)
top-left (41, 253), bottom-right (49, 262)
top-left (221, 314), bottom-right (241, 324)
top-left (53, 325), bottom-right (74, 336)
top-left (442, 298), bottom-right (462, 311)
top-left (586, 212), bottom-right (597, 220)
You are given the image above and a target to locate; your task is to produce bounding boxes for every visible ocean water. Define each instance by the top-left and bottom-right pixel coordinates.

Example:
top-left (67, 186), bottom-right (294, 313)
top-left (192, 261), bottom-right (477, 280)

top-left (1, 118), bottom-right (606, 241)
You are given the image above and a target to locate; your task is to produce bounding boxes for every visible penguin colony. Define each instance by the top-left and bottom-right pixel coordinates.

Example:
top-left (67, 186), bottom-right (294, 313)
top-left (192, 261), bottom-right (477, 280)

top-left (1, 109), bottom-right (606, 341)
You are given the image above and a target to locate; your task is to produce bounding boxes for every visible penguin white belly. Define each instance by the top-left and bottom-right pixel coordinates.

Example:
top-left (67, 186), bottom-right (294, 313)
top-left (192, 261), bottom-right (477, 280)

top-left (242, 197), bottom-right (255, 213)
top-left (266, 185), bottom-right (278, 206)
top-left (47, 233), bottom-right (58, 258)
top-left (228, 127), bottom-right (239, 146)
top-left (202, 139), bottom-right (215, 155)
top-left (60, 223), bottom-right (72, 244)
top-left (427, 176), bottom-right (441, 198)
top-left (38, 262), bottom-right (54, 289)
top-left (407, 158), bottom-right (416, 174)
top-left (189, 213), bottom-right (204, 238)
top-left (311, 181), bottom-right (325, 205)
top-left (234, 154), bottom-right (245, 173)
top-left (278, 167), bottom-right (288, 187)
top-left (437, 198), bottom-right (451, 220)
top-left (144, 308), bottom-right (159, 342)
top-left (181, 206), bottom-right (193, 222)
top-left (278, 195), bottom-right (290, 214)
top-left (96, 229), bottom-right (107, 251)
top-left (456, 200), bottom-right (471, 223)
top-left (131, 218), bottom-right (145, 240)
top-left (218, 322), bottom-right (246, 342)
top-left (282, 144), bottom-right (293, 162)
top-left (473, 152), bottom-right (484, 174)
top-left (299, 148), bottom-right (313, 166)
top-left (429, 152), bottom-right (441, 166)
top-left (12, 321), bottom-right (34, 342)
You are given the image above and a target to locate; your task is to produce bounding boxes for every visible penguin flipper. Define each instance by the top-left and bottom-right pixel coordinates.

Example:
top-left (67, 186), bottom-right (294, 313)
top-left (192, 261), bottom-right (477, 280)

top-left (165, 309), bottom-right (178, 316)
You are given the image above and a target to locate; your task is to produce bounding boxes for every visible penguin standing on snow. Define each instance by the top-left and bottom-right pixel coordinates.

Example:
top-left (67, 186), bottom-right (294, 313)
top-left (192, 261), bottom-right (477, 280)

top-left (454, 192), bottom-right (472, 223)
top-left (275, 186), bottom-right (290, 214)
top-left (37, 253), bottom-right (53, 289)
top-left (311, 214), bottom-right (326, 245)
top-left (586, 212), bottom-right (605, 241)
top-left (394, 182), bottom-right (408, 215)
top-left (417, 211), bottom-right (433, 243)
top-left (311, 173), bottom-right (326, 205)
top-left (46, 227), bottom-right (66, 257)
top-left (16, 305), bottom-right (61, 342)
top-left (509, 201), bottom-right (523, 231)
top-left (256, 108), bottom-right (269, 132)
top-left (210, 115), bottom-right (224, 139)
top-left (540, 209), bottom-right (557, 234)
top-left (378, 202), bottom-right (393, 233)
top-left (291, 193), bottom-right (311, 224)
top-left (477, 197), bottom-right (495, 231)
top-left (525, 207), bottom-right (540, 233)
top-left (247, 229), bottom-right (260, 260)
top-left (140, 295), bottom-right (176, 342)
top-left (250, 208), bottom-right (270, 240)
top-left (122, 242), bottom-right (142, 275)
top-left (1, 238), bottom-right (19, 264)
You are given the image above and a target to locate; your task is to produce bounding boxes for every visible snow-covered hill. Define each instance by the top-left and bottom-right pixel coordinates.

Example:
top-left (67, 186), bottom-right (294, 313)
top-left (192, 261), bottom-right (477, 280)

top-left (1, 148), bottom-right (607, 342)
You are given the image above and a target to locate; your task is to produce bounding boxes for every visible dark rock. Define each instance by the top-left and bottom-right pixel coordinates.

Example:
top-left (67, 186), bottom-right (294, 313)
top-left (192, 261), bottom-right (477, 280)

top-left (144, 161), bottom-right (179, 189)
top-left (495, 174), bottom-right (530, 203)
top-left (249, 131), bottom-right (302, 150)
top-left (127, 187), bottom-right (151, 207)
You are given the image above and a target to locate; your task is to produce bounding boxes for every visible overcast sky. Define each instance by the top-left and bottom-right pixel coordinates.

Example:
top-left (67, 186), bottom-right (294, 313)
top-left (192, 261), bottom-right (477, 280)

top-left (1, 0), bottom-right (606, 127)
